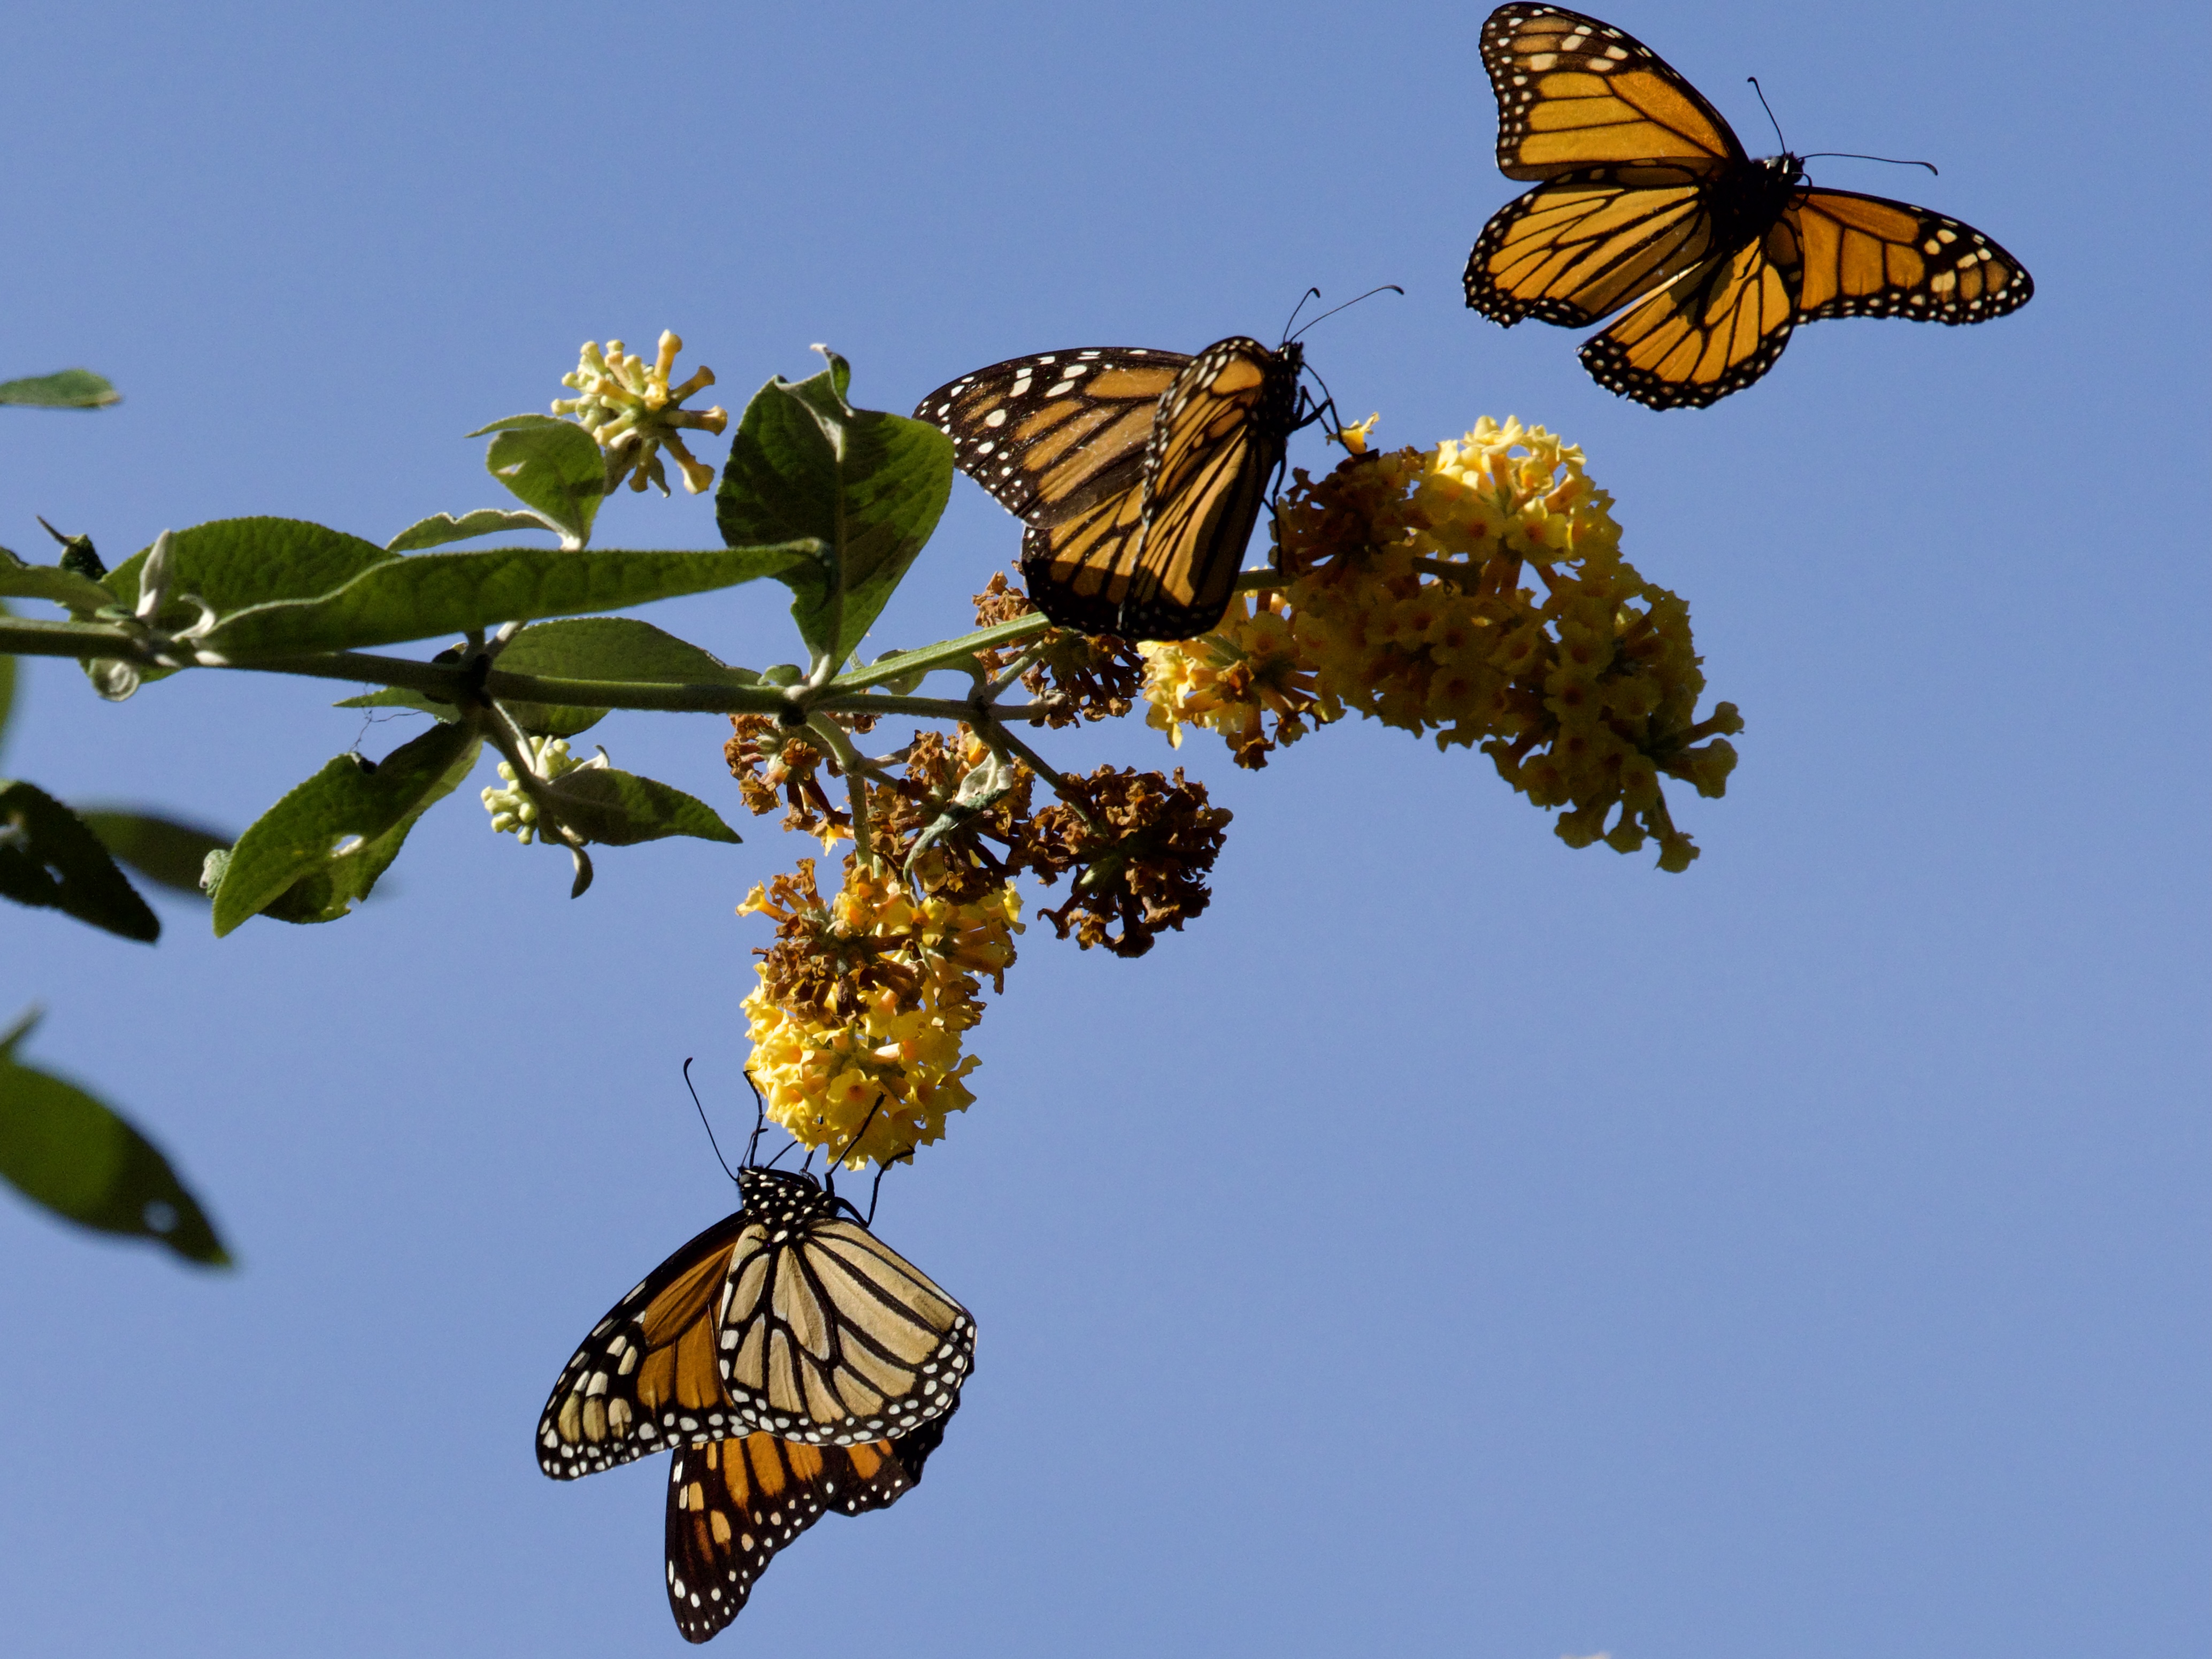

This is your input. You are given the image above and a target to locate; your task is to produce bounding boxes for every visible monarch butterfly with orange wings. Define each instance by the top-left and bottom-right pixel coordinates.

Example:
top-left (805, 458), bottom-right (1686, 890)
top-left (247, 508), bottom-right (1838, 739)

top-left (536, 1163), bottom-right (974, 1474)
top-left (1463, 4), bottom-right (2032, 408)
top-left (916, 336), bottom-right (1315, 640)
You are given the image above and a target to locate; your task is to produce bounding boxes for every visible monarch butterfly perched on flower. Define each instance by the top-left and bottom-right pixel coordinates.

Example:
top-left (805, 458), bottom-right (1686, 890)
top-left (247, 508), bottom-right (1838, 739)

top-left (916, 335), bottom-right (1316, 641)
top-left (536, 1163), bottom-right (974, 1474)
top-left (1463, 3), bottom-right (2033, 408)
top-left (664, 1413), bottom-right (951, 1641)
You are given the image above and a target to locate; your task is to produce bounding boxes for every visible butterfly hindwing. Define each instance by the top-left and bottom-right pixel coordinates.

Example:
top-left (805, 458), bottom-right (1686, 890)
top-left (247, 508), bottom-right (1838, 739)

top-left (1578, 216), bottom-right (1805, 408)
top-left (664, 1415), bottom-right (950, 1643)
top-left (1481, 3), bottom-right (1742, 182)
top-left (536, 1208), bottom-right (766, 1478)
top-left (714, 1168), bottom-right (976, 1447)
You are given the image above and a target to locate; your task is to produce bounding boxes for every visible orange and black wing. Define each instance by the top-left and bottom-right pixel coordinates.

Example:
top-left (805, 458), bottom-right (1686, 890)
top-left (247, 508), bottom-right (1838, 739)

top-left (1578, 214), bottom-right (1806, 408)
top-left (915, 347), bottom-right (1188, 529)
top-left (715, 1168), bottom-right (977, 1447)
top-left (1481, 3), bottom-right (1743, 182)
top-left (664, 1415), bottom-right (951, 1642)
top-left (916, 341), bottom-right (1301, 640)
top-left (536, 1209), bottom-right (762, 1478)
top-left (1787, 188), bottom-right (2032, 325)
top-left (1103, 337), bottom-right (1302, 641)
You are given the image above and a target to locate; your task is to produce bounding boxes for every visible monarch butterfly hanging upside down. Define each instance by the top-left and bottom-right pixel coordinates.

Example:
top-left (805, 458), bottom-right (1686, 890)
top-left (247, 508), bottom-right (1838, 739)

top-left (536, 1142), bottom-right (974, 1638)
top-left (916, 334), bottom-right (1317, 641)
top-left (1463, 3), bottom-right (2033, 408)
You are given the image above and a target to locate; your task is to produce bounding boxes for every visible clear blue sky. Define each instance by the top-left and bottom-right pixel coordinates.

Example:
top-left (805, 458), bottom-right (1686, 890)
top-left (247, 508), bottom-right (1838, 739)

top-left (2, 2), bottom-right (2203, 1654)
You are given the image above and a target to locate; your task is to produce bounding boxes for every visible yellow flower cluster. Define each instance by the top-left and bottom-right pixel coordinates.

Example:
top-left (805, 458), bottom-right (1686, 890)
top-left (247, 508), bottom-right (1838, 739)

top-left (738, 857), bottom-right (1023, 1166)
top-left (1140, 418), bottom-right (1741, 870)
top-left (552, 329), bottom-right (728, 495)
top-left (1141, 590), bottom-right (1331, 768)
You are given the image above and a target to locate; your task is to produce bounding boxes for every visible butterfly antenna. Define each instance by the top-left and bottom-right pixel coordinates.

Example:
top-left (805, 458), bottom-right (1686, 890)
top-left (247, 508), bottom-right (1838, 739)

top-left (682, 1058), bottom-right (740, 1185)
top-left (865, 1142), bottom-right (918, 1227)
top-left (1800, 150), bottom-right (1938, 175)
top-left (1746, 76), bottom-right (1789, 153)
top-left (824, 1095), bottom-right (888, 1201)
top-left (1286, 283), bottom-right (1404, 344)
top-left (1279, 286), bottom-right (1324, 344)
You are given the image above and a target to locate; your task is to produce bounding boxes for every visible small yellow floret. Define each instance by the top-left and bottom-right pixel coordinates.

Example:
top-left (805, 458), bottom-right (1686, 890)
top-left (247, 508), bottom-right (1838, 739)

top-left (552, 329), bottom-right (729, 495)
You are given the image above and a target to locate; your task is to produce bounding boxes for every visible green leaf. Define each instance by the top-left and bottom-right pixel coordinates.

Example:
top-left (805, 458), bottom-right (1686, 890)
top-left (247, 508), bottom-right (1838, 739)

top-left (0, 542), bottom-right (118, 616)
top-left (0, 780), bottom-right (160, 941)
top-left (715, 349), bottom-right (955, 665)
top-left (546, 766), bottom-right (740, 847)
top-left (0, 369), bottom-right (120, 409)
top-left (471, 415), bottom-right (606, 547)
top-left (74, 809), bottom-right (231, 900)
top-left (386, 508), bottom-right (561, 554)
top-left (103, 517), bottom-right (396, 627)
top-left (197, 541), bottom-right (819, 659)
top-left (0, 599), bottom-right (16, 762)
top-left (0, 1010), bottom-right (229, 1265)
top-left (491, 616), bottom-right (760, 736)
top-left (212, 723), bottom-right (480, 935)
top-left (331, 686), bottom-right (455, 719)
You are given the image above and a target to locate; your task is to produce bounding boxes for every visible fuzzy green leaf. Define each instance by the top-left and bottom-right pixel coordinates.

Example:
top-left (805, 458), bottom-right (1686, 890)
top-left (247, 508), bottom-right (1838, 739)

top-left (490, 616), bottom-right (760, 736)
top-left (0, 370), bottom-right (120, 409)
top-left (715, 351), bottom-right (954, 665)
top-left (385, 509), bottom-right (561, 554)
top-left (197, 542), bottom-right (819, 659)
top-left (74, 809), bottom-right (231, 900)
top-left (546, 767), bottom-right (741, 847)
top-left (0, 781), bottom-right (160, 941)
top-left (103, 518), bottom-right (397, 626)
top-left (212, 723), bottom-right (480, 935)
top-left (331, 687), bottom-right (456, 719)
top-left (471, 416), bottom-right (606, 546)
top-left (0, 544), bottom-right (117, 616)
top-left (0, 1011), bottom-right (228, 1265)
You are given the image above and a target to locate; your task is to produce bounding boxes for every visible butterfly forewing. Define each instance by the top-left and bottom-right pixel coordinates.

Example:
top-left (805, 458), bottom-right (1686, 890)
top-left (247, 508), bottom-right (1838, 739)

top-left (1465, 165), bottom-right (1717, 325)
top-left (920, 337), bottom-right (1305, 640)
top-left (664, 1414), bottom-right (951, 1643)
top-left (713, 1168), bottom-right (975, 1446)
top-left (1481, 3), bottom-right (1742, 181)
top-left (915, 349), bottom-right (1189, 524)
top-left (536, 1209), bottom-right (765, 1478)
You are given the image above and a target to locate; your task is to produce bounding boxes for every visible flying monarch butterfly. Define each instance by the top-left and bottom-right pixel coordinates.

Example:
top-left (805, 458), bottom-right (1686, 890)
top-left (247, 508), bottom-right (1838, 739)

top-left (915, 336), bottom-right (1315, 640)
top-left (1463, 3), bottom-right (2033, 408)
top-left (665, 1411), bottom-right (951, 1642)
top-left (536, 1163), bottom-right (974, 1474)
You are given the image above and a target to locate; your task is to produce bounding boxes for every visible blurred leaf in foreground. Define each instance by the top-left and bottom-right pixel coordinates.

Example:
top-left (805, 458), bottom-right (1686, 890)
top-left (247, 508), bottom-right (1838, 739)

top-left (0, 1010), bottom-right (230, 1266)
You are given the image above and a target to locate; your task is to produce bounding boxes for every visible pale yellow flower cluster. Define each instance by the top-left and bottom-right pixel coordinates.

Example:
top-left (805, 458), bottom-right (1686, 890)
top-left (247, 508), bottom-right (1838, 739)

top-left (738, 857), bottom-right (1023, 1166)
top-left (552, 329), bottom-right (728, 494)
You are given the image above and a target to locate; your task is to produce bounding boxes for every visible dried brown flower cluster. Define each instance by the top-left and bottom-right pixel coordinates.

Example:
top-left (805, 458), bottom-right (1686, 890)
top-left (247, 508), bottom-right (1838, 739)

top-left (971, 573), bottom-right (1146, 728)
top-left (1028, 766), bottom-right (1231, 957)
top-left (726, 716), bottom-right (1231, 956)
